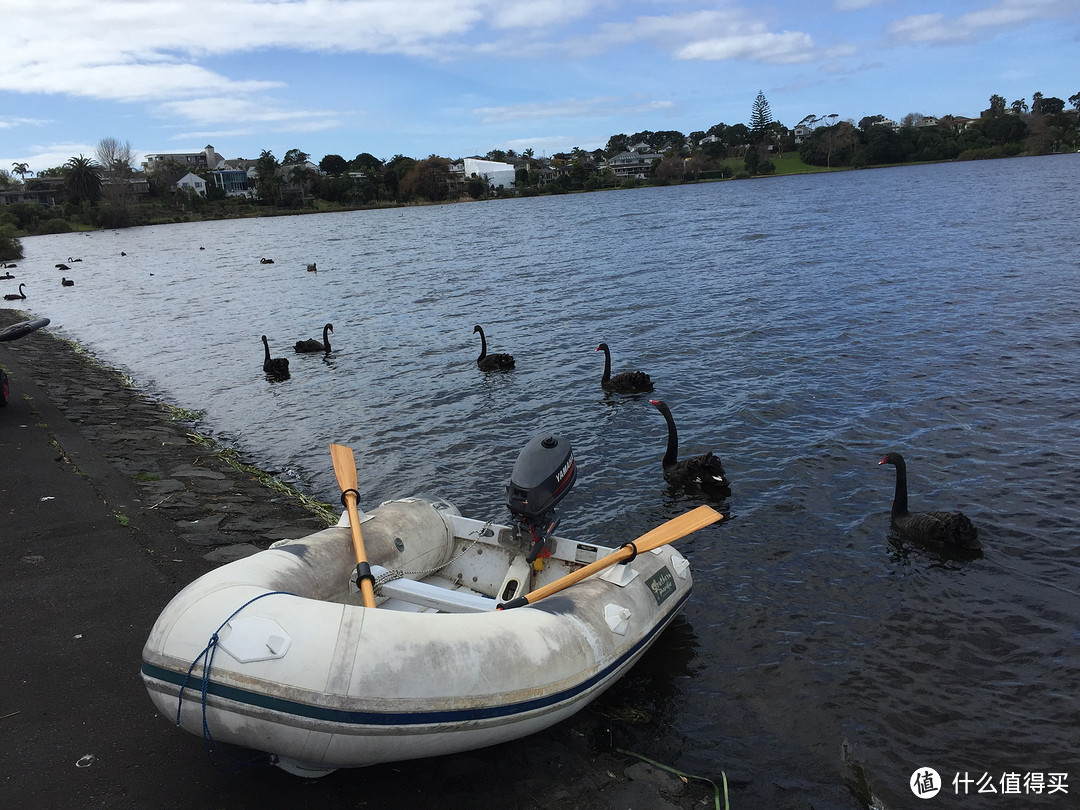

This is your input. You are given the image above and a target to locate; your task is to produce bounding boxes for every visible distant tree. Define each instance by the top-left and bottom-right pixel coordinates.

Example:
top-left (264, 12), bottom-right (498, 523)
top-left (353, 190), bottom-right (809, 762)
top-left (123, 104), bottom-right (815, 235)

top-left (654, 155), bottom-right (685, 182)
top-left (348, 152), bottom-right (379, 172)
top-left (288, 164), bottom-right (315, 204)
top-left (254, 150), bottom-right (284, 205)
top-left (858, 115), bottom-right (888, 131)
top-left (798, 122), bottom-right (859, 167)
top-left (1031, 92), bottom-right (1044, 116)
top-left (399, 156), bottom-right (451, 202)
top-left (983, 114), bottom-right (1028, 145)
top-left (95, 137), bottom-right (136, 175)
top-left (63, 155), bottom-right (102, 204)
top-left (0, 225), bottom-right (23, 262)
top-left (95, 137), bottom-right (138, 224)
top-left (319, 154), bottom-right (348, 175)
top-left (750, 91), bottom-right (774, 143)
top-left (485, 149), bottom-right (507, 163)
top-left (1037, 96), bottom-right (1065, 116)
top-left (743, 146), bottom-right (760, 175)
top-left (726, 123), bottom-right (751, 150)
top-left (605, 134), bottom-right (630, 156)
top-left (862, 124), bottom-right (905, 164)
top-left (11, 162), bottom-right (32, 183)
top-left (1011, 99), bottom-right (1029, 115)
top-left (1070, 92), bottom-right (1080, 112)
top-left (523, 147), bottom-right (535, 159)
top-left (984, 94), bottom-right (1007, 118)
top-left (283, 148), bottom-right (310, 166)
top-left (900, 113), bottom-right (926, 128)
top-left (382, 154), bottom-right (417, 201)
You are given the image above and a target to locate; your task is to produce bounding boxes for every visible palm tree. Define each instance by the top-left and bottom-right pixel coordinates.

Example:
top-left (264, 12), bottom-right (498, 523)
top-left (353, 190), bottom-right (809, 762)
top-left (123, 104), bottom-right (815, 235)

top-left (64, 155), bottom-right (102, 204)
top-left (11, 162), bottom-right (32, 183)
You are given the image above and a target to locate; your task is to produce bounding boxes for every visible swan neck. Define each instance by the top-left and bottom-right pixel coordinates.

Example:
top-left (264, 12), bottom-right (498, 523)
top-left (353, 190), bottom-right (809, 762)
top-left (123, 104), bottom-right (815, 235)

top-left (601, 346), bottom-right (611, 381)
top-left (662, 409), bottom-right (678, 466)
top-left (891, 460), bottom-right (908, 515)
top-left (476, 329), bottom-right (487, 360)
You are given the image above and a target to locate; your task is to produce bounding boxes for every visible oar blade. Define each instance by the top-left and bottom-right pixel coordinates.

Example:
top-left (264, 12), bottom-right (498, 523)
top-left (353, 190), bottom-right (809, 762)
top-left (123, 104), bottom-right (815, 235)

top-left (330, 442), bottom-right (359, 493)
top-left (500, 505), bottom-right (723, 609)
top-left (633, 504), bottom-right (723, 552)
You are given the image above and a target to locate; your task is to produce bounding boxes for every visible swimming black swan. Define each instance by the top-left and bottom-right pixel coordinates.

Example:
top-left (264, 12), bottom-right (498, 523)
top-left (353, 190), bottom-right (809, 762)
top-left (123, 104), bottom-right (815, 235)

top-left (649, 399), bottom-right (730, 495)
top-left (0, 272), bottom-right (13, 280)
top-left (260, 257), bottom-right (275, 264)
top-left (473, 325), bottom-right (515, 371)
top-left (261, 335), bottom-right (290, 376)
top-left (596, 342), bottom-right (653, 393)
top-left (307, 263), bottom-right (317, 272)
top-left (61, 277), bottom-right (75, 287)
top-left (879, 452), bottom-right (980, 550)
top-left (4, 283), bottom-right (27, 301)
top-left (295, 323), bottom-right (333, 353)
top-left (55, 263), bottom-right (70, 271)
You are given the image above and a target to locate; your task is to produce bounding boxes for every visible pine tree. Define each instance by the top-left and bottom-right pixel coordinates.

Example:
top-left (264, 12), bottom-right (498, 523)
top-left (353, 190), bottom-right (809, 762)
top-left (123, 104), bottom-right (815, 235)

top-left (750, 91), bottom-right (774, 142)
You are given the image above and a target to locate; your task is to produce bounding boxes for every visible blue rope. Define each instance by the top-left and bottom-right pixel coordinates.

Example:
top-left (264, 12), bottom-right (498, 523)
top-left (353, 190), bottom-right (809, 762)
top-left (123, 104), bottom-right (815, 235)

top-left (176, 590), bottom-right (295, 771)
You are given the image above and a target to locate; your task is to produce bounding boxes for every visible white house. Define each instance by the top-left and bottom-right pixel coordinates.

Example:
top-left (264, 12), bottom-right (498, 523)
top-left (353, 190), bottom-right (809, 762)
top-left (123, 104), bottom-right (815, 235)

top-left (463, 158), bottom-right (516, 189)
top-left (176, 172), bottom-right (207, 196)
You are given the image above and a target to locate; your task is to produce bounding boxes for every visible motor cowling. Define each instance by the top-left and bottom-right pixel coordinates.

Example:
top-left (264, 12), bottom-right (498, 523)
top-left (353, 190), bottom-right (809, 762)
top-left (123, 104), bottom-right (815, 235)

top-left (506, 434), bottom-right (576, 523)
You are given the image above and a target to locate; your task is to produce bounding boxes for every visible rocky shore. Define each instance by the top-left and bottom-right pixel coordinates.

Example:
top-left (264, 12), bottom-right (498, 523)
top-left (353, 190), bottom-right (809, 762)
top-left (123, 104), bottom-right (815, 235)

top-left (0, 308), bottom-right (721, 810)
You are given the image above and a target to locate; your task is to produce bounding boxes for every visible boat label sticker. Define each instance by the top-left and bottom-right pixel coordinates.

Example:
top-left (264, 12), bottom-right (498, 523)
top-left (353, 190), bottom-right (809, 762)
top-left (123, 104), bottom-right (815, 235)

top-left (646, 566), bottom-right (677, 606)
top-left (575, 543), bottom-right (598, 564)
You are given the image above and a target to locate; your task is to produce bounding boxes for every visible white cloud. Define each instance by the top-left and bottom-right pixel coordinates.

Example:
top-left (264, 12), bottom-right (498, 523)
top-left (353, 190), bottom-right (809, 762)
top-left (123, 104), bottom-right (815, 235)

top-left (470, 97), bottom-right (675, 125)
top-left (676, 31), bottom-right (816, 64)
top-left (887, 0), bottom-right (1071, 44)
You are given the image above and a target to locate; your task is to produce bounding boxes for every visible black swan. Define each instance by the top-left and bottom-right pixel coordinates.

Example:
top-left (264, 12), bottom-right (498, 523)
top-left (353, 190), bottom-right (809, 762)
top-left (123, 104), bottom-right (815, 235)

top-left (261, 335), bottom-right (290, 376)
top-left (68, 257), bottom-right (82, 262)
top-left (260, 257), bottom-right (275, 264)
top-left (61, 277), bottom-right (74, 287)
top-left (295, 323), bottom-right (333, 353)
top-left (649, 399), bottom-right (730, 495)
top-left (0, 272), bottom-right (13, 280)
top-left (596, 342), bottom-right (653, 393)
top-left (473, 324), bottom-right (515, 370)
top-left (879, 452), bottom-right (980, 550)
top-left (55, 262), bottom-right (70, 271)
top-left (4, 283), bottom-right (27, 301)
top-left (307, 263), bottom-right (317, 272)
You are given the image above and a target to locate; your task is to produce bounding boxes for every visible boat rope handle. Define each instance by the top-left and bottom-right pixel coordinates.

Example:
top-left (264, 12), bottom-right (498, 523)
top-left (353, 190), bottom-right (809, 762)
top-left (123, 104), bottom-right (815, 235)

top-left (175, 590), bottom-right (295, 772)
top-left (374, 518), bottom-right (492, 588)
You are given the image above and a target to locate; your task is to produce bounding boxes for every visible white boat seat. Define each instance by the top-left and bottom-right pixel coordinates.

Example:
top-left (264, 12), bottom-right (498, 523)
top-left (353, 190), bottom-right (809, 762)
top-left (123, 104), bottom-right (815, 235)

top-left (370, 565), bottom-right (496, 613)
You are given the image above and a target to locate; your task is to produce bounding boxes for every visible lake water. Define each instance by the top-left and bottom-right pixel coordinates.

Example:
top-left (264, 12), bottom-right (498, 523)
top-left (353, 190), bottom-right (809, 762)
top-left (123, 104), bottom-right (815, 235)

top-left (11, 155), bottom-right (1080, 807)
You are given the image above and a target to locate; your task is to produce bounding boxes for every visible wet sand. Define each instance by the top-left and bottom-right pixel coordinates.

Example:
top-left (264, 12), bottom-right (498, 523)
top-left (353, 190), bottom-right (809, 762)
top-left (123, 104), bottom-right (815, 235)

top-left (0, 308), bottom-right (717, 810)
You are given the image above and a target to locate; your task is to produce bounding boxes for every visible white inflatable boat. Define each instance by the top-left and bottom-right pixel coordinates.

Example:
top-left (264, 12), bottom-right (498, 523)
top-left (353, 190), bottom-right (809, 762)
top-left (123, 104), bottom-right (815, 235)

top-left (140, 436), bottom-right (721, 776)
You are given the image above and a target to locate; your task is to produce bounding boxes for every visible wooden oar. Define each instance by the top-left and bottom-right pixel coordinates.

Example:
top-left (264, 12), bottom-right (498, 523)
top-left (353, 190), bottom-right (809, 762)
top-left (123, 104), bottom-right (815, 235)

top-left (330, 443), bottom-right (376, 608)
top-left (498, 504), bottom-right (722, 609)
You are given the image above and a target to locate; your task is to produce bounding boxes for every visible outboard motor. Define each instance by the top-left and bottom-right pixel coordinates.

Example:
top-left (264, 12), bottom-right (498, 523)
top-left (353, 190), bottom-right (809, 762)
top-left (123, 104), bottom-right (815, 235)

top-left (506, 434), bottom-right (577, 567)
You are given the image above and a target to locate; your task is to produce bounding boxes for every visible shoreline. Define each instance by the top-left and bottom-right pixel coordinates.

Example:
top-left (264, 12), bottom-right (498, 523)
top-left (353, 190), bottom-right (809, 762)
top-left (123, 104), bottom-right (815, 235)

top-left (0, 307), bottom-right (727, 810)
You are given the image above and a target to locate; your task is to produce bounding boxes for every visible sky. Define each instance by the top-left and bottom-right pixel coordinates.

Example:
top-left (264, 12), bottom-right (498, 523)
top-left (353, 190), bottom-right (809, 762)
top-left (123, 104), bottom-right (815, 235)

top-left (2, 0), bottom-right (1078, 174)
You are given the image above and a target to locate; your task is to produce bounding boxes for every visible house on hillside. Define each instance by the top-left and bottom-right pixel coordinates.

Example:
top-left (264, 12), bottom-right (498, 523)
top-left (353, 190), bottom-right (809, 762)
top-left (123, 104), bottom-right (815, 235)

top-left (603, 149), bottom-right (663, 179)
top-left (0, 188), bottom-right (59, 207)
top-left (462, 158), bottom-right (516, 189)
top-left (176, 172), bottom-right (207, 196)
top-left (144, 144), bottom-right (224, 172)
